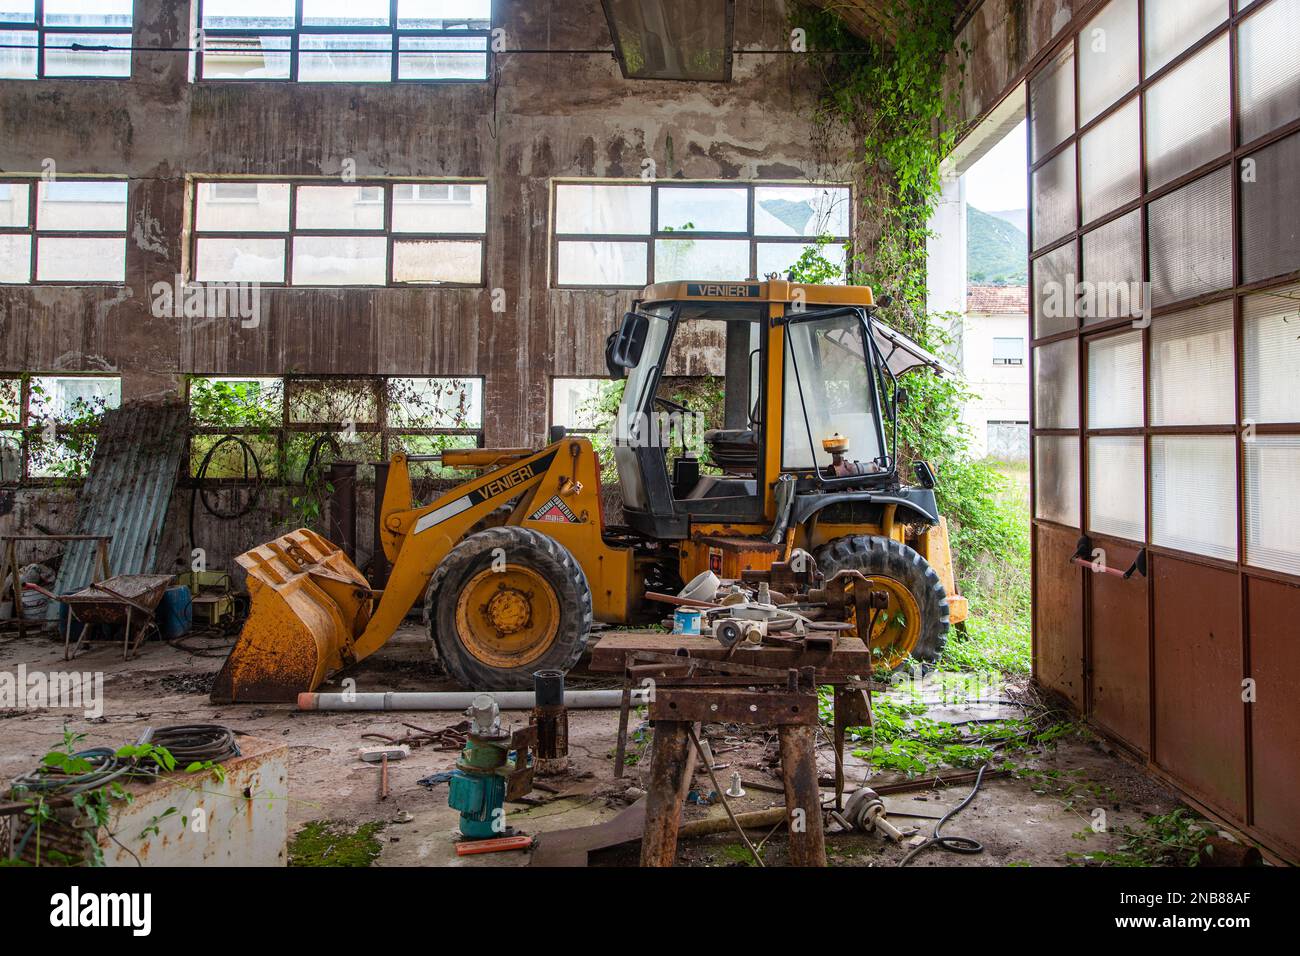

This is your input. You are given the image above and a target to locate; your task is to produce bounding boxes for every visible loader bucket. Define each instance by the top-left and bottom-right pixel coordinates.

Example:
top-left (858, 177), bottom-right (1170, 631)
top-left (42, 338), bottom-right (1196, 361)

top-left (210, 528), bottom-right (374, 704)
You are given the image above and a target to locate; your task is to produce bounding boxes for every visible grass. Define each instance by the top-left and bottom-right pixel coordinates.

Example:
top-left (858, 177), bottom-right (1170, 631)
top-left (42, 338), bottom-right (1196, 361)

top-left (288, 820), bottom-right (385, 867)
top-left (824, 460), bottom-right (1046, 776)
top-left (936, 457), bottom-right (1032, 677)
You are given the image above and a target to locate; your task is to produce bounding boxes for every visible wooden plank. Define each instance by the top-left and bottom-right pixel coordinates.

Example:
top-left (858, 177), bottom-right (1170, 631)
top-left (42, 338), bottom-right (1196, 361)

top-left (588, 630), bottom-right (873, 677)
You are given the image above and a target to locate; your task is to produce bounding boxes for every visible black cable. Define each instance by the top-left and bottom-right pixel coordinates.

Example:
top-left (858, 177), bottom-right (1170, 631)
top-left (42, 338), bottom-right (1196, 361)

top-left (897, 763), bottom-right (988, 866)
top-left (188, 434), bottom-right (264, 555)
top-left (150, 724), bottom-right (241, 765)
top-left (10, 747), bottom-right (130, 797)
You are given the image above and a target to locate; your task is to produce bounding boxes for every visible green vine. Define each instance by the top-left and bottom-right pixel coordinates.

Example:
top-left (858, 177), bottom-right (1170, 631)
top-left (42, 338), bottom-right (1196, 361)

top-left (791, 2), bottom-right (1025, 598)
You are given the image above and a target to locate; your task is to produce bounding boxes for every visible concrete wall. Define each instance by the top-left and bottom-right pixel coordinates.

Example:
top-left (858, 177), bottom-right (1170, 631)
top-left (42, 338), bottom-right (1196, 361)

top-left (944, 0), bottom-right (1081, 129)
top-left (0, 0), bottom-right (856, 449)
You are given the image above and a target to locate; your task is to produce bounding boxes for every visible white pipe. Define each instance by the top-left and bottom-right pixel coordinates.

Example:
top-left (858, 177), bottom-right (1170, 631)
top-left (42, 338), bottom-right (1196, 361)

top-left (297, 689), bottom-right (644, 711)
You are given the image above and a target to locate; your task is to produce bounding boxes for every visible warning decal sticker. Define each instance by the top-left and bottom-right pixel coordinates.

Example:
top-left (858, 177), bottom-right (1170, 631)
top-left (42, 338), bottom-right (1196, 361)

top-left (528, 495), bottom-right (578, 524)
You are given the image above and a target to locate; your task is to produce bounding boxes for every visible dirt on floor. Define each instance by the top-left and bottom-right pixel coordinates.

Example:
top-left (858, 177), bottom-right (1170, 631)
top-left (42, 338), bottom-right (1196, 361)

top-left (0, 622), bottom-right (1192, 867)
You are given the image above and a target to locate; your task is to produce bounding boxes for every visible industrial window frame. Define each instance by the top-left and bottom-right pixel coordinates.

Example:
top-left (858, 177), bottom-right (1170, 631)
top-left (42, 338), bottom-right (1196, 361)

top-left (185, 374), bottom-right (486, 485)
top-left (0, 0), bottom-right (135, 80)
top-left (194, 0), bottom-right (491, 84)
top-left (188, 178), bottom-right (489, 288)
top-left (0, 177), bottom-right (129, 285)
top-left (0, 372), bottom-right (123, 484)
top-left (549, 376), bottom-right (611, 435)
top-left (1028, 0), bottom-right (1300, 581)
top-left (549, 180), bottom-right (853, 290)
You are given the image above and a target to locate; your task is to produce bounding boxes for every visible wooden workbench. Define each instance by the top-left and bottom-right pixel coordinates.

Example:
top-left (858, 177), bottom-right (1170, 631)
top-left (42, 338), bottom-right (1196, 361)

top-left (589, 629), bottom-right (875, 867)
top-left (588, 630), bottom-right (874, 680)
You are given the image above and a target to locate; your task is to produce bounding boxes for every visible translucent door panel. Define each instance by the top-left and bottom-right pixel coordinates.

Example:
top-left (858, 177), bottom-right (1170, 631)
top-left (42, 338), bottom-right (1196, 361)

top-left (1149, 300), bottom-right (1235, 426)
top-left (1089, 435), bottom-right (1146, 541)
top-left (1036, 435), bottom-right (1081, 527)
top-left (1151, 435), bottom-right (1237, 560)
top-left (1087, 331), bottom-right (1144, 429)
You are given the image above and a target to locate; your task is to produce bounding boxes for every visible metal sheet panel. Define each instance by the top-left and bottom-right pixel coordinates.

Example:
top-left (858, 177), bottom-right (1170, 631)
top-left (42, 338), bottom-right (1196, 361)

top-left (1088, 539), bottom-right (1150, 753)
top-left (1152, 555), bottom-right (1245, 819)
top-left (1247, 574), bottom-right (1300, 859)
top-left (52, 403), bottom-right (188, 606)
top-left (1033, 523), bottom-right (1085, 708)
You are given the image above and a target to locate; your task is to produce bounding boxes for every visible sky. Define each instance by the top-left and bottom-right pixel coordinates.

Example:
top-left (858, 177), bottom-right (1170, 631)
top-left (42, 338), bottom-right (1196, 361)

top-left (963, 119), bottom-right (1028, 213)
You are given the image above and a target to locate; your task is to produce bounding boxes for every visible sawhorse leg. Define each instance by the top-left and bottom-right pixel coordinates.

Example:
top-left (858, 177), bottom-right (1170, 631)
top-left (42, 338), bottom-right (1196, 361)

top-left (779, 723), bottom-right (827, 867)
top-left (639, 720), bottom-right (697, 867)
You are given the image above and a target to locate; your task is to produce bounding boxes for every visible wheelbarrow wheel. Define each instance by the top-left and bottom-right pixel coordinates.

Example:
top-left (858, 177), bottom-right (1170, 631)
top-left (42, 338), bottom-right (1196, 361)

top-left (426, 527), bottom-right (592, 690)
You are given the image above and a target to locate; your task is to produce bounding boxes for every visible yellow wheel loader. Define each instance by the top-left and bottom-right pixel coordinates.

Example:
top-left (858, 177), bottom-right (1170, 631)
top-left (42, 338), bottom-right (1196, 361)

top-left (211, 280), bottom-right (968, 703)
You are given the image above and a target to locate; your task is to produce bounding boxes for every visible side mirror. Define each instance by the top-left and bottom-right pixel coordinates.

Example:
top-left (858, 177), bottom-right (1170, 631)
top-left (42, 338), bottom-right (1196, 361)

top-left (892, 385), bottom-right (909, 421)
top-left (605, 311), bottom-right (650, 378)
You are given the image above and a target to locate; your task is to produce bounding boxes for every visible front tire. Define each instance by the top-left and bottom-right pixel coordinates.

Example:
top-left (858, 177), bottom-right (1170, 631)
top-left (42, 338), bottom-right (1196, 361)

top-left (814, 534), bottom-right (950, 668)
top-left (426, 527), bottom-right (592, 689)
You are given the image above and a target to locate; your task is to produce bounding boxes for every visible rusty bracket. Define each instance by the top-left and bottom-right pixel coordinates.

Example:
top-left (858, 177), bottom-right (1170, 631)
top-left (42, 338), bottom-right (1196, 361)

top-left (505, 724), bottom-right (537, 801)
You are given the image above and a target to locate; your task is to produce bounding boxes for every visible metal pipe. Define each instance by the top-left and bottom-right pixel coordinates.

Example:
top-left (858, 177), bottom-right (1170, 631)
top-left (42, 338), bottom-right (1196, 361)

top-left (297, 689), bottom-right (638, 711)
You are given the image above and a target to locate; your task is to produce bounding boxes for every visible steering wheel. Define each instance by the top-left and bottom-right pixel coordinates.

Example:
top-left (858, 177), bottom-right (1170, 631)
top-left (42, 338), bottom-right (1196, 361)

top-left (654, 394), bottom-right (692, 416)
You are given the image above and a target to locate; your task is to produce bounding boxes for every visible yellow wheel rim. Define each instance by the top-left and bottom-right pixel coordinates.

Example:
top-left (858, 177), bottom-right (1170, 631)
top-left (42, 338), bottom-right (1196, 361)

top-left (455, 565), bottom-right (560, 669)
top-left (848, 576), bottom-right (922, 671)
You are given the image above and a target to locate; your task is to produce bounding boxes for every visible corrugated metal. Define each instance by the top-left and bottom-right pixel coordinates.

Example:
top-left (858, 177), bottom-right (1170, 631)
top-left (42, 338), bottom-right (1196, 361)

top-left (52, 402), bottom-right (188, 605)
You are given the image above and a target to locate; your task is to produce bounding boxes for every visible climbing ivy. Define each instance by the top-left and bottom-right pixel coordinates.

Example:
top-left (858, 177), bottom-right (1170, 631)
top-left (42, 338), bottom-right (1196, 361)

top-left (791, 2), bottom-right (1023, 585)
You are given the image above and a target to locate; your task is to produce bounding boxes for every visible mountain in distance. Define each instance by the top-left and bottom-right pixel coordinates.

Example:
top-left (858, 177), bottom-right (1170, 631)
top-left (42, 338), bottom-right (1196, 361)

top-left (967, 205), bottom-right (1028, 286)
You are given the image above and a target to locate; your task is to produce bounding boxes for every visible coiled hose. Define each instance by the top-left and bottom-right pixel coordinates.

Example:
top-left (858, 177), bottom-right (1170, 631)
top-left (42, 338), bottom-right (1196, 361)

top-left (897, 763), bottom-right (989, 866)
top-left (150, 724), bottom-right (241, 764)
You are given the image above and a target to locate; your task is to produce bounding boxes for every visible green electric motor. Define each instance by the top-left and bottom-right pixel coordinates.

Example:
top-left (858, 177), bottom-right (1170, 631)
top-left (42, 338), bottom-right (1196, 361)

top-left (447, 694), bottom-right (515, 840)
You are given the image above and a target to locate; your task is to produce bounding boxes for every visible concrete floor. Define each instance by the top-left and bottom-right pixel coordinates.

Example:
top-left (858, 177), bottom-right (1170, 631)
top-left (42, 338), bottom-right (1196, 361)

top-left (0, 623), bottom-right (1187, 867)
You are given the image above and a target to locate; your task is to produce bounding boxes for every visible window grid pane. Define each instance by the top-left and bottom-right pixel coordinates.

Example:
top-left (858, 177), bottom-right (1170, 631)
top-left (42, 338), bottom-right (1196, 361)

top-left (1243, 283), bottom-right (1300, 424)
top-left (1149, 300), bottom-right (1235, 426)
top-left (1245, 435), bottom-right (1300, 575)
top-left (1144, 34), bottom-right (1231, 190)
top-left (1035, 435), bottom-right (1081, 527)
top-left (1237, 0), bottom-right (1300, 143)
top-left (1087, 331), bottom-right (1144, 429)
top-left (552, 182), bottom-right (851, 288)
top-left (1151, 435), bottom-right (1238, 560)
top-left (191, 180), bottom-right (486, 287)
top-left (1034, 338), bottom-right (1080, 430)
top-left (1077, 0), bottom-right (1139, 125)
top-left (1089, 435), bottom-right (1146, 541)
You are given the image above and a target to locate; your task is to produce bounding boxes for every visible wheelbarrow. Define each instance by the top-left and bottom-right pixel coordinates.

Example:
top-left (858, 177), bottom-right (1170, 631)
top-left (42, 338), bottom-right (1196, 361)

top-left (31, 574), bottom-right (175, 661)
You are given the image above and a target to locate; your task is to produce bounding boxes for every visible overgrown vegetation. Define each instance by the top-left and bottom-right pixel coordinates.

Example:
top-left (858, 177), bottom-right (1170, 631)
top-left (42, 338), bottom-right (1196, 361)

top-left (1069, 809), bottom-right (1215, 867)
top-left (791, 1), bottom-right (1029, 672)
top-left (188, 375), bottom-right (481, 526)
top-left (288, 820), bottom-right (385, 867)
top-left (6, 727), bottom-right (226, 867)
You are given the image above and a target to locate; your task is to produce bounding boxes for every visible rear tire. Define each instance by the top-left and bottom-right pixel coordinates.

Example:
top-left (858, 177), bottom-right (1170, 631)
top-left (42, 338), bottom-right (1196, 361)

top-left (814, 535), bottom-right (950, 666)
top-left (426, 526), bottom-right (592, 689)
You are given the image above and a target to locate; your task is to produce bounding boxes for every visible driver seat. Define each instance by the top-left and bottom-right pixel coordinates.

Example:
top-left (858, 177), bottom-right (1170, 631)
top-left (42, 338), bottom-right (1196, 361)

top-left (704, 428), bottom-right (759, 472)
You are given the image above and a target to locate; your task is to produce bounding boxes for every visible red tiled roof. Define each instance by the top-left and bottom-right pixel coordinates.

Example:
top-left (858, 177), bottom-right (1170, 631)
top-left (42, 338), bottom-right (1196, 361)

top-left (967, 285), bottom-right (1028, 314)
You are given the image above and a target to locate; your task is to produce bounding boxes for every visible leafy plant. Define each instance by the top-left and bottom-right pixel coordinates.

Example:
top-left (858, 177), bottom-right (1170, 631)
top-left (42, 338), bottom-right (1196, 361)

top-left (1070, 809), bottom-right (1214, 867)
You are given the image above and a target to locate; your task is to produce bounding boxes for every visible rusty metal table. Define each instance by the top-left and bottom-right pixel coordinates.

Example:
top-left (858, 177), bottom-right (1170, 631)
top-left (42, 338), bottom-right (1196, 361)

top-left (588, 630), bottom-right (876, 867)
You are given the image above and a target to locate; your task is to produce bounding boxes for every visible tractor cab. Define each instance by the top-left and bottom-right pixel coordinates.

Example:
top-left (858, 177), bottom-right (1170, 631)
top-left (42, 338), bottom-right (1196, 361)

top-left (605, 280), bottom-right (950, 542)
